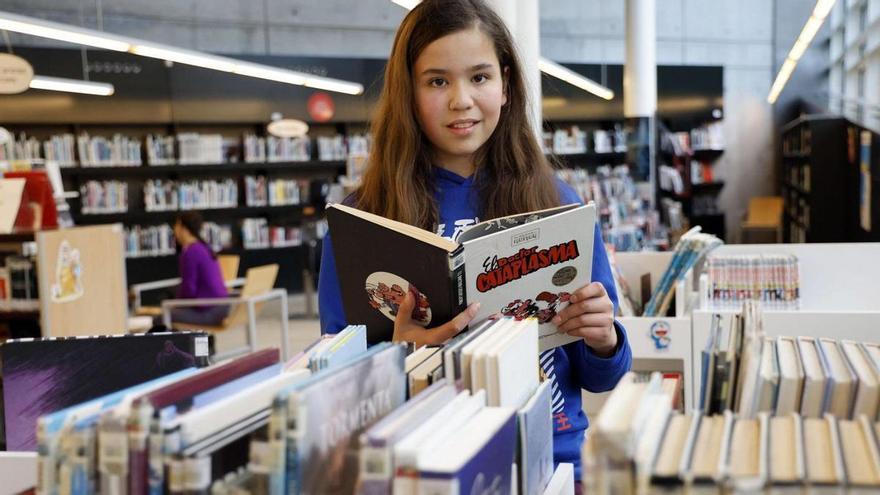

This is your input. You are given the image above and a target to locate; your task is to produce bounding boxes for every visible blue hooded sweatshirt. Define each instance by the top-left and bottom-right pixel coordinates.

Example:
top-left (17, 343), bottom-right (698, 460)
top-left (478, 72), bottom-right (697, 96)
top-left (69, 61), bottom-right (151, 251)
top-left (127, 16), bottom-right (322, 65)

top-left (317, 166), bottom-right (632, 480)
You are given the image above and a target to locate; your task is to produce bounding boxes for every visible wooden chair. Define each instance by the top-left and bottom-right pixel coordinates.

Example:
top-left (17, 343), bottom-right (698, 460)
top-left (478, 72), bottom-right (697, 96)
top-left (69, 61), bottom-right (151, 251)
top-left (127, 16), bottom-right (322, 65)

top-left (131, 254), bottom-right (243, 316)
top-left (160, 264), bottom-right (289, 360)
top-left (741, 196), bottom-right (784, 243)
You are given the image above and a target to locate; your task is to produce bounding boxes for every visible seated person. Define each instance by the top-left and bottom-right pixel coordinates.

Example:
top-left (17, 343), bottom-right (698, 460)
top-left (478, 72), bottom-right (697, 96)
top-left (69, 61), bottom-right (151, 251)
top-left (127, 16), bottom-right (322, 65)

top-left (156, 212), bottom-right (229, 327)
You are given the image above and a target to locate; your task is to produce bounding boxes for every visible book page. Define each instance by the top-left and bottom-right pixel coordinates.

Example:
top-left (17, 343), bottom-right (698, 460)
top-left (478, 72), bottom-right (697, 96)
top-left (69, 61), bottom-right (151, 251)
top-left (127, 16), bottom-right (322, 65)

top-left (769, 416), bottom-right (797, 483)
top-left (803, 418), bottom-right (837, 484)
top-left (690, 415), bottom-right (725, 478)
top-left (839, 420), bottom-right (880, 486)
top-left (728, 419), bottom-right (760, 478)
top-left (653, 413), bottom-right (691, 477)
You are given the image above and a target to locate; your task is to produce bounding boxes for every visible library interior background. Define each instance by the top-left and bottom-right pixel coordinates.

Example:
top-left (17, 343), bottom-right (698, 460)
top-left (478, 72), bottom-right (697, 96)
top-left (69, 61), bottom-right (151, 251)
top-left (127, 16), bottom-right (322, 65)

top-left (1, 0), bottom-right (880, 493)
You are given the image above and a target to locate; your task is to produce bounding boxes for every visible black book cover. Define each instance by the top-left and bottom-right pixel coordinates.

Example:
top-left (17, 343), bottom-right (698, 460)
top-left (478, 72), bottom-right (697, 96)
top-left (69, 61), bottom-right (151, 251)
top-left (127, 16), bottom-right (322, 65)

top-left (0, 331), bottom-right (210, 451)
top-left (327, 206), bottom-right (465, 345)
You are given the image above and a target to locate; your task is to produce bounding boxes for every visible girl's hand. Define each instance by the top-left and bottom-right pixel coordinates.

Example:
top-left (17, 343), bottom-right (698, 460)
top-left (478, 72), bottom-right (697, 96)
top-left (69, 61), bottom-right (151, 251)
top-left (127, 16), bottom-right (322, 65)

top-left (393, 289), bottom-right (480, 347)
top-left (552, 282), bottom-right (617, 357)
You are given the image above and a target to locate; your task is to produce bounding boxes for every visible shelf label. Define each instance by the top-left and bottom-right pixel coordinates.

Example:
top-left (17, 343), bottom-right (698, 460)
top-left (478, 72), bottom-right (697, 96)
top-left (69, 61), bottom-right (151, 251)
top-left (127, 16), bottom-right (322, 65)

top-left (0, 54), bottom-right (33, 94)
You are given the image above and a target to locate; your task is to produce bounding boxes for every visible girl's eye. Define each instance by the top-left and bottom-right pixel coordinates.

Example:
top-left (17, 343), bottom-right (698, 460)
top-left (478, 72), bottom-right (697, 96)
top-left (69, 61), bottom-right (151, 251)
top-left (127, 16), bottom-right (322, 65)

top-left (429, 78), bottom-right (447, 88)
top-left (473, 73), bottom-right (489, 84)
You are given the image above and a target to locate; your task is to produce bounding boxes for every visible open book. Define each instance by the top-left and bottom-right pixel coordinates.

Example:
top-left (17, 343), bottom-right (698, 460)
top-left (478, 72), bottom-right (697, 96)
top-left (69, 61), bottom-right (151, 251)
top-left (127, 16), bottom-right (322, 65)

top-left (326, 202), bottom-right (597, 350)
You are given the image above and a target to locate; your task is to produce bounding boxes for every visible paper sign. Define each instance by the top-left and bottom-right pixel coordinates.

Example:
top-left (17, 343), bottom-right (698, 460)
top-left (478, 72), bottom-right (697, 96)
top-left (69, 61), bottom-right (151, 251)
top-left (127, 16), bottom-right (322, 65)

top-left (0, 178), bottom-right (26, 233)
top-left (0, 54), bottom-right (34, 94)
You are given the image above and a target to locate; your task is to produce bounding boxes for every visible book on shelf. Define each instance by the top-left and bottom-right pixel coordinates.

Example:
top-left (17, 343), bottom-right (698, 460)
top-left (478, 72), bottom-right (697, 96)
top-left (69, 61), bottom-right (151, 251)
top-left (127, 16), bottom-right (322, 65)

top-left (306, 324), bottom-right (367, 372)
top-left (327, 202), bottom-right (597, 349)
top-left (797, 336), bottom-right (829, 418)
top-left (542, 463), bottom-right (574, 495)
top-left (775, 336), bottom-right (805, 416)
top-left (817, 338), bottom-right (856, 419)
top-left (278, 343), bottom-right (406, 495)
top-left (0, 331), bottom-right (210, 452)
top-left (517, 380), bottom-right (554, 495)
top-left (840, 340), bottom-right (880, 419)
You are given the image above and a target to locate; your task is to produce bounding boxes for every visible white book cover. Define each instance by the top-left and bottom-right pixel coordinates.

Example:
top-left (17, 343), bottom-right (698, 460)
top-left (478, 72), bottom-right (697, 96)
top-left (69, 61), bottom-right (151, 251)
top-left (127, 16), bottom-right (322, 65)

top-left (840, 341), bottom-right (880, 420)
top-left (775, 337), bottom-right (805, 416)
top-left (754, 337), bottom-right (780, 415)
top-left (458, 203), bottom-right (596, 352)
top-left (489, 319), bottom-right (539, 409)
top-left (817, 338), bottom-right (856, 419)
top-left (518, 381), bottom-right (554, 495)
top-left (797, 337), bottom-right (829, 419)
top-left (542, 463), bottom-right (574, 495)
top-left (462, 319), bottom-right (514, 394)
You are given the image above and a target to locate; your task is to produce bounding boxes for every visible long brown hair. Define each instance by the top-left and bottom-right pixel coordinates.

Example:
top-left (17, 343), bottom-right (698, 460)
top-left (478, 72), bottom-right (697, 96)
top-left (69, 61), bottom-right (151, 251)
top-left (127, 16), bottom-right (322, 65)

top-left (356, 0), bottom-right (561, 231)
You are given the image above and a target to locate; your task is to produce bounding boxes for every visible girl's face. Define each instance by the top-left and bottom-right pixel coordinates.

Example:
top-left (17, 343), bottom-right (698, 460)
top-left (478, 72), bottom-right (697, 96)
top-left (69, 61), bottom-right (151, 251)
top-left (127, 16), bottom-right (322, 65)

top-left (413, 26), bottom-right (507, 175)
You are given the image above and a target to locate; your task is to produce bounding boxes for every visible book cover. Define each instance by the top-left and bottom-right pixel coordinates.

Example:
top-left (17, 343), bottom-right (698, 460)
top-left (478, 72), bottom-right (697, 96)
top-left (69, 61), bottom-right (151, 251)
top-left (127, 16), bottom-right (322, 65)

top-left (417, 407), bottom-right (517, 495)
top-left (459, 204), bottom-right (595, 351)
top-left (517, 381), bottom-right (554, 495)
top-left (327, 205), bottom-right (465, 345)
top-left (285, 343), bottom-right (407, 495)
top-left (327, 203), bottom-right (596, 349)
top-left (1, 332), bottom-right (209, 451)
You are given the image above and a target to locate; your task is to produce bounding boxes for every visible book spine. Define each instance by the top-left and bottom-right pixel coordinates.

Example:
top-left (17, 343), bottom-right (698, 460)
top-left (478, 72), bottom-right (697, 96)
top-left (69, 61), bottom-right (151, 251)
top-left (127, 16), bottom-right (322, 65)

top-left (449, 248), bottom-right (467, 315)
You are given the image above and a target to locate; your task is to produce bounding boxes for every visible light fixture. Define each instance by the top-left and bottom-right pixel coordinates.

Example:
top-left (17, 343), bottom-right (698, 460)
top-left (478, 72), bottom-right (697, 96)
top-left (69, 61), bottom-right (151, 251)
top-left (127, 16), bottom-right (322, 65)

top-left (0, 10), bottom-right (364, 95)
top-left (538, 59), bottom-right (614, 100)
top-left (29, 75), bottom-right (115, 96)
top-left (389, 1), bottom-right (615, 100)
top-left (767, 0), bottom-right (836, 104)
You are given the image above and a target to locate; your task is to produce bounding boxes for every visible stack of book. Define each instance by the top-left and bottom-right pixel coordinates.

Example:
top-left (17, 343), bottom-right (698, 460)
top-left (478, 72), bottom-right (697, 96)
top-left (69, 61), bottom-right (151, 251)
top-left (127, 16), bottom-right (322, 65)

top-left (0, 132), bottom-right (41, 164)
top-left (642, 227), bottom-right (723, 317)
top-left (201, 221), bottom-right (233, 252)
top-left (594, 404), bottom-right (880, 493)
top-left (176, 133), bottom-right (224, 165)
top-left (76, 132), bottom-right (142, 167)
top-left (266, 136), bottom-right (311, 162)
top-left (79, 180), bottom-right (128, 214)
top-left (146, 134), bottom-right (177, 165)
top-left (317, 135), bottom-right (347, 161)
top-left (144, 179), bottom-right (238, 212)
top-left (124, 224), bottom-right (176, 258)
top-left (42, 133), bottom-right (76, 167)
top-left (705, 254), bottom-right (800, 310)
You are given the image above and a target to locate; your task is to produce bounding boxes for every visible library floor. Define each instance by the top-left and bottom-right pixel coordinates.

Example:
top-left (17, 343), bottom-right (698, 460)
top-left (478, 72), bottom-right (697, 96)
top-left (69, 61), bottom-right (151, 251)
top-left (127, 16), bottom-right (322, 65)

top-left (210, 294), bottom-right (322, 359)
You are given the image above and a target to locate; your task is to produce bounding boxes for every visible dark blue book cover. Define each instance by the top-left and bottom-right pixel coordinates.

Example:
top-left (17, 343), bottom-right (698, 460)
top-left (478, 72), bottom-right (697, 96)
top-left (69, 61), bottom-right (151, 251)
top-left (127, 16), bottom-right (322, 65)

top-left (419, 408), bottom-right (517, 494)
top-left (1, 331), bottom-right (209, 451)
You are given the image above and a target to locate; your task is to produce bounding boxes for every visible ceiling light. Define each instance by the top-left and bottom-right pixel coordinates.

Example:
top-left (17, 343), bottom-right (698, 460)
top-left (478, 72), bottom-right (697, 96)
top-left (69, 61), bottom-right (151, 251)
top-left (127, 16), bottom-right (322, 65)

top-left (29, 75), bottom-right (114, 96)
top-left (767, 0), bottom-right (836, 104)
top-left (131, 44), bottom-right (236, 73)
top-left (391, 0), bottom-right (422, 9)
top-left (0, 10), bottom-right (364, 95)
top-left (538, 58), bottom-right (615, 100)
top-left (0, 12), bottom-right (130, 52)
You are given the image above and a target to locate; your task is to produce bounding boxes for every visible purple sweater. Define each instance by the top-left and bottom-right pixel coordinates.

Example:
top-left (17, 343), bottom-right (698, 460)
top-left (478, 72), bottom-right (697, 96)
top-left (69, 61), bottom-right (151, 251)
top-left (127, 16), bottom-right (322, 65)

top-left (177, 242), bottom-right (228, 304)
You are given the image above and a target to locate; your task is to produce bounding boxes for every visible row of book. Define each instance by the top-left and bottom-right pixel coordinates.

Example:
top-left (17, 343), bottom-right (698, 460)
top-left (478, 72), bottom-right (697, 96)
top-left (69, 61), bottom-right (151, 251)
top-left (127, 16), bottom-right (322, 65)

top-left (201, 221), bottom-right (234, 253)
top-left (124, 224), bottom-right (176, 258)
top-left (705, 254), bottom-right (800, 310)
top-left (658, 164), bottom-right (685, 195)
top-left (243, 134), bottom-right (312, 163)
top-left (79, 180), bottom-right (129, 214)
top-left (241, 218), bottom-right (304, 249)
top-left (591, 372), bottom-right (880, 493)
top-left (243, 176), bottom-right (311, 207)
top-left (541, 126), bottom-right (629, 155)
top-left (76, 133), bottom-right (143, 167)
top-left (30, 318), bottom-right (571, 494)
top-left (1, 131), bottom-right (370, 168)
top-left (144, 179), bottom-right (239, 212)
top-left (788, 161), bottom-right (811, 192)
top-left (642, 228), bottom-right (722, 317)
top-left (701, 309), bottom-right (880, 422)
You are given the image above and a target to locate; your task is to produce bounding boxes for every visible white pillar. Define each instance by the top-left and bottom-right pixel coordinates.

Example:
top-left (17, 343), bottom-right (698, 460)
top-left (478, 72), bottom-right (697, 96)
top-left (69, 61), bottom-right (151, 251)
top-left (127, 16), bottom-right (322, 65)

top-left (489, 0), bottom-right (542, 140)
top-left (624, 0), bottom-right (657, 117)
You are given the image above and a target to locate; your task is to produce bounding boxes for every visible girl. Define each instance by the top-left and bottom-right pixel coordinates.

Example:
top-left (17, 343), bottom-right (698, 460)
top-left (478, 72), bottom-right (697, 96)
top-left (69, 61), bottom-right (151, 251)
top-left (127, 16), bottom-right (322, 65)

top-left (165, 211), bottom-right (229, 326)
top-left (317, 0), bottom-right (632, 489)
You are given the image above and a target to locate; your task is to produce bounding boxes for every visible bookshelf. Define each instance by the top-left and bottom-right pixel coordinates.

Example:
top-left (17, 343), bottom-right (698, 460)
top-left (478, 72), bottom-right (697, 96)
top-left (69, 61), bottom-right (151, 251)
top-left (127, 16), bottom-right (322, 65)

top-left (2, 122), bottom-right (354, 295)
top-left (780, 115), bottom-right (880, 243)
top-left (658, 120), bottom-right (726, 241)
